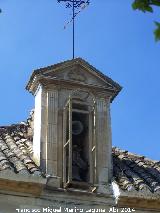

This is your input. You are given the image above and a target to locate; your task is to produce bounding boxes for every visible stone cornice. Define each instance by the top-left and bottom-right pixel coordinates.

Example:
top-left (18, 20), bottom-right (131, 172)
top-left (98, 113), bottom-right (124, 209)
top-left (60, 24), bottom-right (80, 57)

top-left (29, 76), bottom-right (117, 101)
top-left (42, 186), bottom-right (116, 207)
top-left (0, 171), bottom-right (46, 196)
top-left (118, 196), bottom-right (160, 211)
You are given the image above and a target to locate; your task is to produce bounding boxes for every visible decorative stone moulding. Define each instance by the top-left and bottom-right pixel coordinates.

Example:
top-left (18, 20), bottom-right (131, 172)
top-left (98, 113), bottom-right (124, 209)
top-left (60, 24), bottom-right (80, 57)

top-left (71, 89), bottom-right (90, 101)
top-left (67, 70), bottom-right (87, 82)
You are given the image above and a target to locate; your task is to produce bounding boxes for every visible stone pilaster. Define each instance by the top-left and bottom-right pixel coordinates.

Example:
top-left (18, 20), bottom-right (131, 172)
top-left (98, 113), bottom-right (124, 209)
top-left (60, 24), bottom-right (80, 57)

top-left (96, 97), bottom-right (112, 194)
top-left (106, 100), bottom-right (113, 182)
top-left (43, 90), bottom-right (58, 175)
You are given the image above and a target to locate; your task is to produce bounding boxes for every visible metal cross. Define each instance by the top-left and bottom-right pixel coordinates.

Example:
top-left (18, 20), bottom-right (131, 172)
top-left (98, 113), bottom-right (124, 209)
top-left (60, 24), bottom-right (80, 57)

top-left (58, 0), bottom-right (90, 59)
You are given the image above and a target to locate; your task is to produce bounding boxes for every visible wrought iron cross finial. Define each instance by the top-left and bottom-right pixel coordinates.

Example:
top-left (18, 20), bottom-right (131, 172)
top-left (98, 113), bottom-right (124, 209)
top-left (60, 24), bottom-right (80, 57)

top-left (57, 0), bottom-right (90, 59)
top-left (58, 0), bottom-right (89, 8)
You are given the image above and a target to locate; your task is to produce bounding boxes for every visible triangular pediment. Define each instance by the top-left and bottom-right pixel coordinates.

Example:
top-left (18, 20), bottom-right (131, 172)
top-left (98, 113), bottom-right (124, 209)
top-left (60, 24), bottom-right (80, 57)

top-left (33, 58), bottom-right (121, 89)
top-left (26, 58), bottom-right (122, 99)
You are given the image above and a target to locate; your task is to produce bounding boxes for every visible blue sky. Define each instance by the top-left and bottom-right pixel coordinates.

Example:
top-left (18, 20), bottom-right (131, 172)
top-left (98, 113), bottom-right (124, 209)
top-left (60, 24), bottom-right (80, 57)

top-left (0, 0), bottom-right (160, 160)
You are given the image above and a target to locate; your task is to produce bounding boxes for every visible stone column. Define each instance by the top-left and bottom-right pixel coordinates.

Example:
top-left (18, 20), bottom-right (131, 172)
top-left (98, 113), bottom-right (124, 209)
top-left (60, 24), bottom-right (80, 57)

top-left (96, 97), bottom-right (112, 194)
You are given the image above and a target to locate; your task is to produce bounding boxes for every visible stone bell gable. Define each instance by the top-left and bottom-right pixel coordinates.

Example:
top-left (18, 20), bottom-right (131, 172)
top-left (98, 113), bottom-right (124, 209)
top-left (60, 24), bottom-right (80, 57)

top-left (26, 58), bottom-right (122, 193)
top-left (1, 59), bottom-right (160, 212)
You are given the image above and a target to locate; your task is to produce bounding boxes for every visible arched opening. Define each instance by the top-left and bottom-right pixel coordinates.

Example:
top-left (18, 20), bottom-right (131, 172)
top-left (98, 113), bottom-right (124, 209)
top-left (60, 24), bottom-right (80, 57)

top-left (63, 97), bottom-right (97, 189)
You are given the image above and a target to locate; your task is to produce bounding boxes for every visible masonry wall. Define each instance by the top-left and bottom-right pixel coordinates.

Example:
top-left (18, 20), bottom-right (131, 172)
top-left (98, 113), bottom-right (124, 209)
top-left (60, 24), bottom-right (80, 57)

top-left (0, 190), bottom-right (159, 213)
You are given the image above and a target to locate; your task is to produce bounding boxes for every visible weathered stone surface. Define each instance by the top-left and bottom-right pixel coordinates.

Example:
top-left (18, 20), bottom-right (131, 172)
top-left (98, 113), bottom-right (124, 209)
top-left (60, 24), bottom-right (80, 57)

top-left (0, 58), bottom-right (160, 212)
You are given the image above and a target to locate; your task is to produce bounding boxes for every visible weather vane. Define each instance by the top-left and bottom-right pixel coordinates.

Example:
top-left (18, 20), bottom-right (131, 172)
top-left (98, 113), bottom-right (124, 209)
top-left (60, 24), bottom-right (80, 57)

top-left (57, 0), bottom-right (90, 59)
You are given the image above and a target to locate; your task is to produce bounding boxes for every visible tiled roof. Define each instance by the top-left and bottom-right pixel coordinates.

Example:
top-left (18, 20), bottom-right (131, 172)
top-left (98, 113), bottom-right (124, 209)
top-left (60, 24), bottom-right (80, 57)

top-left (113, 147), bottom-right (160, 194)
top-left (0, 111), bottom-right (41, 176)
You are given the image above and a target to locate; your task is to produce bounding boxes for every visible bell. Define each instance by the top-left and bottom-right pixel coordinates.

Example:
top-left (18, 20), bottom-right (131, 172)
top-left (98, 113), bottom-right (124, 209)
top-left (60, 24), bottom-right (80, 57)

top-left (72, 120), bottom-right (83, 135)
